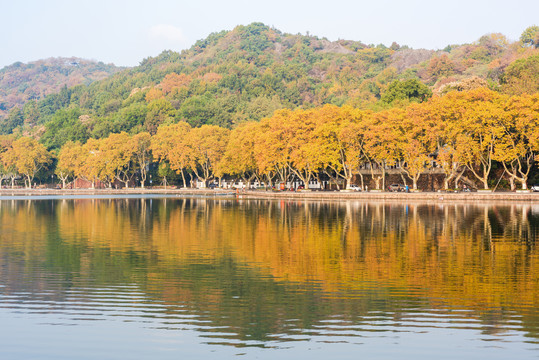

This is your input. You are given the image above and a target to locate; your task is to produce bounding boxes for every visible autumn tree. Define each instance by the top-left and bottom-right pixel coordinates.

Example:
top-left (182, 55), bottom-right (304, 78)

top-left (78, 138), bottom-right (110, 188)
top-left (160, 73), bottom-right (192, 94)
top-left (396, 103), bottom-right (437, 190)
top-left (56, 141), bottom-right (83, 188)
top-left (220, 121), bottom-right (261, 187)
top-left (2, 137), bottom-right (52, 188)
top-left (131, 132), bottom-right (152, 188)
top-left (253, 110), bottom-right (295, 185)
top-left (0, 135), bottom-right (15, 188)
top-left (363, 109), bottom-right (402, 190)
top-left (101, 132), bottom-right (136, 188)
top-left (187, 125), bottom-right (230, 186)
top-left (151, 122), bottom-right (192, 188)
top-left (285, 108), bottom-right (320, 188)
top-left (457, 89), bottom-right (506, 190)
top-left (427, 54), bottom-right (456, 80)
top-left (495, 94), bottom-right (539, 190)
top-left (428, 93), bottom-right (468, 189)
top-left (312, 105), bottom-right (365, 190)
top-left (338, 116), bottom-right (370, 190)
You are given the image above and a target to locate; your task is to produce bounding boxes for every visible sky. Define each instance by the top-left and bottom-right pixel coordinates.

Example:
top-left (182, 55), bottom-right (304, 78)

top-left (2, 0), bottom-right (538, 69)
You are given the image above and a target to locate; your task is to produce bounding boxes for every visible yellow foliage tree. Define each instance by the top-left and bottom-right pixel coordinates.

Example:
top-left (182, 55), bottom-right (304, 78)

top-left (220, 121), bottom-right (261, 187)
top-left (457, 89), bottom-right (506, 190)
top-left (101, 132), bottom-right (136, 188)
top-left (2, 137), bottom-right (51, 188)
top-left (131, 132), bottom-right (152, 188)
top-left (363, 109), bottom-right (402, 190)
top-left (253, 110), bottom-right (294, 185)
top-left (151, 122), bottom-right (192, 188)
top-left (186, 125), bottom-right (230, 186)
top-left (56, 141), bottom-right (83, 188)
top-left (495, 94), bottom-right (539, 190)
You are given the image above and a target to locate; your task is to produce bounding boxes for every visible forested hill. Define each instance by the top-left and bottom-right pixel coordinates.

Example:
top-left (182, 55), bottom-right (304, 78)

top-left (2, 22), bottom-right (539, 150)
top-left (0, 57), bottom-right (122, 119)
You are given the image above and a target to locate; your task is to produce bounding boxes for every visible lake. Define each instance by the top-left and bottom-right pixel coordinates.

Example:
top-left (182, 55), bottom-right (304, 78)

top-left (0, 196), bottom-right (538, 359)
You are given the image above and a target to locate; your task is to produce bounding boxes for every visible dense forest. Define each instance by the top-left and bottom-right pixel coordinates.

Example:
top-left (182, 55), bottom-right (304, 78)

top-left (1, 23), bottom-right (539, 189)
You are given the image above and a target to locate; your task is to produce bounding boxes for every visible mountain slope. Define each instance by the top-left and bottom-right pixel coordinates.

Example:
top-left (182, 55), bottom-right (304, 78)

top-left (2, 23), bottom-right (538, 149)
top-left (0, 57), bottom-right (123, 117)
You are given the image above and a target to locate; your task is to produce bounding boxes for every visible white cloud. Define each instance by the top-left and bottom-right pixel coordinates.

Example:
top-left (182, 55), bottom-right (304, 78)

top-left (148, 24), bottom-right (186, 43)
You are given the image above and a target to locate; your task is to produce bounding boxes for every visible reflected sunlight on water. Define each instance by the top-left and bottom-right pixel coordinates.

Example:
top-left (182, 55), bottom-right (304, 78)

top-left (0, 198), bottom-right (538, 359)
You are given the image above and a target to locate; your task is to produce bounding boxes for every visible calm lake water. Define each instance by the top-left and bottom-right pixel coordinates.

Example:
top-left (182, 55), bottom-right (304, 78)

top-left (0, 196), bottom-right (538, 359)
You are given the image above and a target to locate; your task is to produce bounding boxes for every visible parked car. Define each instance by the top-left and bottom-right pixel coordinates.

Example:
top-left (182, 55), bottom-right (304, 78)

top-left (388, 184), bottom-right (405, 192)
top-left (349, 184), bottom-right (362, 191)
top-left (531, 184), bottom-right (539, 192)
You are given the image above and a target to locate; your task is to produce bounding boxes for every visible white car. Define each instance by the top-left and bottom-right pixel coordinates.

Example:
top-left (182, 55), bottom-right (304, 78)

top-left (349, 184), bottom-right (362, 191)
top-left (531, 184), bottom-right (539, 192)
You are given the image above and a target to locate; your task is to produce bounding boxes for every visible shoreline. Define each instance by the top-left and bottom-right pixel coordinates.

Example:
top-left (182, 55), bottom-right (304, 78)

top-left (1, 188), bottom-right (539, 202)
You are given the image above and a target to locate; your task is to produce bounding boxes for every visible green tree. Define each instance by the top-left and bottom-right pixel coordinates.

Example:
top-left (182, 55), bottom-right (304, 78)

top-left (500, 55), bottom-right (539, 95)
top-left (520, 25), bottom-right (539, 48)
top-left (40, 108), bottom-right (90, 150)
top-left (380, 79), bottom-right (432, 104)
top-left (145, 98), bottom-right (175, 135)
top-left (178, 95), bottom-right (216, 128)
top-left (0, 107), bottom-right (24, 134)
top-left (22, 100), bottom-right (40, 126)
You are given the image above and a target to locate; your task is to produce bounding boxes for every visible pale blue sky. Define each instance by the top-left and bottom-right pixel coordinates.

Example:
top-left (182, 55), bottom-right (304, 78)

top-left (2, 0), bottom-right (538, 68)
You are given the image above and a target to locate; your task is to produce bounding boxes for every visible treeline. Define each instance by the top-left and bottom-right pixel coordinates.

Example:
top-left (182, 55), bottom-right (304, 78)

top-left (2, 24), bottom-right (539, 141)
top-left (1, 88), bottom-right (538, 191)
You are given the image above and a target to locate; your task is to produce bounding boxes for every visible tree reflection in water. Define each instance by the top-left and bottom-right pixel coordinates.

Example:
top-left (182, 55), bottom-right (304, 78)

top-left (0, 198), bottom-right (538, 347)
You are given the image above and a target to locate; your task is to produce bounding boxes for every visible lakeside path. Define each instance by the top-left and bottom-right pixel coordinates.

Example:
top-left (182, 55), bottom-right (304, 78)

top-left (1, 188), bottom-right (539, 202)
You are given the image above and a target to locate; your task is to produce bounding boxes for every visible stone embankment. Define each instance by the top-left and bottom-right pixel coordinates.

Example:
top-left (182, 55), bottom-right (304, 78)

top-left (1, 188), bottom-right (539, 202)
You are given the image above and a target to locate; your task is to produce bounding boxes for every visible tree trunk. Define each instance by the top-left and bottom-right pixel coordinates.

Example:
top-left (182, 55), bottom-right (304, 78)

top-left (181, 169), bottom-right (187, 189)
top-left (357, 172), bottom-right (364, 191)
top-left (374, 176), bottom-right (381, 190)
top-left (444, 177), bottom-right (450, 191)
top-left (345, 172), bottom-right (353, 190)
top-left (482, 176), bottom-right (489, 190)
top-left (508, 175), bottom-right (515, 191)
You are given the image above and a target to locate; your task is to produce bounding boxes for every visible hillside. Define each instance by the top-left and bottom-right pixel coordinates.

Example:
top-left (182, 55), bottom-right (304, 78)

top-left (2, 23), bottom-right (539, 149)
top-left (0, 57), bottom-right (123, 121)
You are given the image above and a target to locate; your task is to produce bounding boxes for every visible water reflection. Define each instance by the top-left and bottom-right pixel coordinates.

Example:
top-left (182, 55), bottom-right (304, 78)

top-left (0, 198), bottom-right (538, 356)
